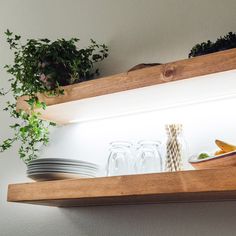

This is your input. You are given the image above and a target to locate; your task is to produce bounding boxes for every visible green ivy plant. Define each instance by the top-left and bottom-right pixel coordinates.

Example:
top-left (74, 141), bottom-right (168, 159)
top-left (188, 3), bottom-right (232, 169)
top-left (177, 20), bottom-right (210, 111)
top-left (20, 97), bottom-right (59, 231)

top-left (0, 30), bottom-right (108, 163)
top-left (189, 32), bottom-right (236, 58)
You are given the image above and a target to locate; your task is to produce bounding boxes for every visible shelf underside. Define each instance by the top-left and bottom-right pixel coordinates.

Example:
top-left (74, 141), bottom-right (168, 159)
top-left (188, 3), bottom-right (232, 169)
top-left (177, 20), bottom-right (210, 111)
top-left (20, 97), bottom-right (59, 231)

top-left (16, 48), bottom-right (236, 124)
top-left (8, 168), bottom-right (236, 207)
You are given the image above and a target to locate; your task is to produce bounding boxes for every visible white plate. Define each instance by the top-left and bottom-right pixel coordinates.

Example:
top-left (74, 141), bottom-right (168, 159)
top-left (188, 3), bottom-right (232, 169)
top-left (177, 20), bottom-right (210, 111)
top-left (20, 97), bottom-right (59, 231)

top-left (27, 169), bottom-right (97, 175)
top-left (27, 172), bottom-right (94, 181)
top-left (28, 158), bottom-right (98, 168)
top-left (28, 161), bottom-right (98, 168)
top-left (27, 163), bottom-right (98, 170)
top-left (27, 170), bottom-right (95, 176)
top-left (27, 170), bottom-right (97, 176)
top-left (27, 165), bottom-right (98, 172)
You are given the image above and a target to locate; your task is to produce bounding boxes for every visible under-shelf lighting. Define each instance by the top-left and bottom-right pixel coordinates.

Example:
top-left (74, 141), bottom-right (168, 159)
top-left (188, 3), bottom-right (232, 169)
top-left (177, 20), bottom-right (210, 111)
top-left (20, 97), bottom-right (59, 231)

top-left (68, 92), bottom-right (236, 123)
top-left (64, 70), bottom-right (236, 123)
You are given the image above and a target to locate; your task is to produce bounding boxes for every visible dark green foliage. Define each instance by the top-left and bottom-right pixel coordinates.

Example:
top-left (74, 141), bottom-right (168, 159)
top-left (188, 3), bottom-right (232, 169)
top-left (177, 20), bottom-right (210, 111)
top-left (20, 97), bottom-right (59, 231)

top-left (0, 30), bottom-right (108, 163)
top-left (189, 32), bottom-right (236, 58)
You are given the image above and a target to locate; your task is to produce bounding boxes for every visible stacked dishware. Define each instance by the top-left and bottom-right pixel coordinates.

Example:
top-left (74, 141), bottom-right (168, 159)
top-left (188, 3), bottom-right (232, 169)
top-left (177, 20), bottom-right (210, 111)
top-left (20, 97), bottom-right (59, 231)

top-left (27, 158), bottom-right (99, 181)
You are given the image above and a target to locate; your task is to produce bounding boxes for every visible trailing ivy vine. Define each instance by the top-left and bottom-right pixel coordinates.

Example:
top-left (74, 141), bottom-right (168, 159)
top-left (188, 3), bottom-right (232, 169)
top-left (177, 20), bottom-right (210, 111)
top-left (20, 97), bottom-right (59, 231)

top-left (0, 30), bottom-right (108, 163)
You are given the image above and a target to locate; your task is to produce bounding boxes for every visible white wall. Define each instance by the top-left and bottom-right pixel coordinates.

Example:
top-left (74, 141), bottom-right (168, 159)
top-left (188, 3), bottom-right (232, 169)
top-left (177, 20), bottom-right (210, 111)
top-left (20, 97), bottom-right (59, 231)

top-left (1, 0), bottom-right (236, 235)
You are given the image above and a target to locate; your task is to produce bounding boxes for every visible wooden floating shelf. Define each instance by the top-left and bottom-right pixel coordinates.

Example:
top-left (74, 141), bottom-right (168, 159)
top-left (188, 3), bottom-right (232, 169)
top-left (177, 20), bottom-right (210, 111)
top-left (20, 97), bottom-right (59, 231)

top-left (16, 48), bottom-right (236, 124)
top-left (7, 168), bottom-right (236, 207)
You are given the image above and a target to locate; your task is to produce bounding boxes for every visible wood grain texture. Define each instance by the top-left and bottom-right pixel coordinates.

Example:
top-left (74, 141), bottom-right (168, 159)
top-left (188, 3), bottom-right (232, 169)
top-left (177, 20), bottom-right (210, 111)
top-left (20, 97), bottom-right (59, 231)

top-left (16, 48), bottom-right (236, 124)
top-left (7, 168), bottom-right (236, 207)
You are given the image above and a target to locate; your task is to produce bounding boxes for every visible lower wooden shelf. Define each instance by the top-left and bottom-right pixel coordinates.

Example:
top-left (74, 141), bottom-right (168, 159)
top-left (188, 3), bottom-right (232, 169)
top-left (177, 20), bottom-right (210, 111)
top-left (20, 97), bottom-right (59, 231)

top-left (7, 168), bottom-right (236, 207)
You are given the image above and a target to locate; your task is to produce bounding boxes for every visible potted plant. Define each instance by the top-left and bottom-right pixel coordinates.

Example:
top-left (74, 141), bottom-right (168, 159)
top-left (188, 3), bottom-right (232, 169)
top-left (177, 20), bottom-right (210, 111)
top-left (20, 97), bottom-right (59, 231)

top-left (189, 32), bottom-right (236, 58)
top-left (0, 30), bottom-right (108, 163)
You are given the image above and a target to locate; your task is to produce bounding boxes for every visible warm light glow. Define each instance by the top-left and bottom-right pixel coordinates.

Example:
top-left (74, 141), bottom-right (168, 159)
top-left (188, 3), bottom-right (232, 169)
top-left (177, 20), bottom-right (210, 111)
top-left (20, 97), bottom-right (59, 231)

top-left (61, 70), bottom-right (236, 123)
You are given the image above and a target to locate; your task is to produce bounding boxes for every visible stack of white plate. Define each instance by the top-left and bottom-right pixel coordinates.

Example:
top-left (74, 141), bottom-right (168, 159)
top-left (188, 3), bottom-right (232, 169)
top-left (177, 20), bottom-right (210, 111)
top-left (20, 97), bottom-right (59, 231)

top-left (27, 158), bottom-right (99, 181)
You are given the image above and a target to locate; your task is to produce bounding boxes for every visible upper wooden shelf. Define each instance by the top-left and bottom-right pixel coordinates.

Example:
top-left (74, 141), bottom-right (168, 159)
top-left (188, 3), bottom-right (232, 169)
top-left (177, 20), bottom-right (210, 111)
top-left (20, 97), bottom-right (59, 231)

top-left (17, 48), bottom-right (236, 124)
top-left (7, 168), bottom-right (236, 207)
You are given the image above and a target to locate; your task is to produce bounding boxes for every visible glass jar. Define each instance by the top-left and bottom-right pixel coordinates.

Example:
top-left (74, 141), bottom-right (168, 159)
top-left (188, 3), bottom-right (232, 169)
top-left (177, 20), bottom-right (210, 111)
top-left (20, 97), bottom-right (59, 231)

top-left (106, 141), bottom-right (135, 176)
top-left (135, 140), bottom-right (163, 174)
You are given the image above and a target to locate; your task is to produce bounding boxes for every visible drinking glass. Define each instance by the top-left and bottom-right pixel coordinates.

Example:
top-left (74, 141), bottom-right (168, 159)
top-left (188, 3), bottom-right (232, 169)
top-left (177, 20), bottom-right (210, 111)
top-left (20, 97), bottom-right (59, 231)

top-left (106, 141), bottom-right (134, 176)
top-left (135, 140), bottom-right (162, 174)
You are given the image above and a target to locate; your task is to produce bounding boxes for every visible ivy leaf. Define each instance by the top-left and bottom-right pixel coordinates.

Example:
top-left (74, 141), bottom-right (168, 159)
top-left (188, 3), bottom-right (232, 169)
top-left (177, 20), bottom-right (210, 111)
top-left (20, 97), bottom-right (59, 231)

top-left (0, 29), bottom-right (108, 163)
top-left (9, 123), bottom-right (20, 129)
top-left (15, 35), bottom-right (21, 40)
top-left (41, 102), bottom-right (47, 110)
top-left (26, 98), bottom-right (34, 106)
top-left (5, 29), bottom-right (12, 36)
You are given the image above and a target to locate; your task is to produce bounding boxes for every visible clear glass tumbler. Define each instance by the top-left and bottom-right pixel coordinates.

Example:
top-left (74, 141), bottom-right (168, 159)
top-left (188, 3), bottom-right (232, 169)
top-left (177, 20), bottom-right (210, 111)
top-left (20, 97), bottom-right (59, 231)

top-left (106, 141), bottom-right (134, 176)
top-left (135, 140), bottom-right (162, 174)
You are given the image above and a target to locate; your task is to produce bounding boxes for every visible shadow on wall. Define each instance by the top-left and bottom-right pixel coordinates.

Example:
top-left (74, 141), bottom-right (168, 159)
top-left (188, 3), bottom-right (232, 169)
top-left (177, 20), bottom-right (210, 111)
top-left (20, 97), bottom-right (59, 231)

top-left (60, 202), bottom-right (236, 236)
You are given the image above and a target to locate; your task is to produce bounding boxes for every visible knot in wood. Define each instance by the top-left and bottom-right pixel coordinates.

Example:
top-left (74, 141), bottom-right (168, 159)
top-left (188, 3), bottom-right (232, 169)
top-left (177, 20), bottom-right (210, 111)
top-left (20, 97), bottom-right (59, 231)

top-left (161, 64), bottom-right (176, 82)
